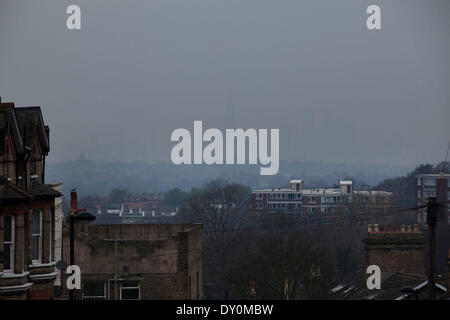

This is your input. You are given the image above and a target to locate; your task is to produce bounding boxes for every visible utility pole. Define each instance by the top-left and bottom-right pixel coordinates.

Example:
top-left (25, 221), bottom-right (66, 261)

top-left (114, 239), bottom-right (118, 300)
top-left (427, 197), bottom-right (439, 300)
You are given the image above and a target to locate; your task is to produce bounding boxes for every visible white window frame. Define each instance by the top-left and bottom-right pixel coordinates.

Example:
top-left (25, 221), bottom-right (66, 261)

top-left (32, 209), bottom-right (43, 264)
top-left (3, 215), bottom-right (15, 273)
top-left (120, 282), bottom-right (140, 300)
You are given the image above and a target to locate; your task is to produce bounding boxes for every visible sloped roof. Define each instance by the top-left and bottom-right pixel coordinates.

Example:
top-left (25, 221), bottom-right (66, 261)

top-left (0, 103), bottom-right (24, 154)
top-left (29, 180), bottom-right (62, 197)
top-left (330, 271), bottom-right (448, 300)
top-left (14, 107), bottom-right (49, 154)
top-left (0, 176), bottom-right (33, 201)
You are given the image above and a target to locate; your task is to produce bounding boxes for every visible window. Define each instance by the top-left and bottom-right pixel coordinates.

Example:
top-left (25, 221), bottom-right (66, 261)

top-left (3, 215), bottom-right (15, 272)
top-left (32, 209), bottom-right (43, 263)
top-left (417, 190), bottom-right (421, 199)
top-left (256, 202), bottom-right (262, 209)
top-left (82, 281), bottom-right (106, 300)
top-left (121, 281), bottom-right (140, 300)
top-left (417, 178), bottom-right (421, 186)
top-left (256, 193), bottom-right (263, 200)
top-left (424, 190), bottom-right (436, 198)
top-left (423, 178), bottom-right (435, 186)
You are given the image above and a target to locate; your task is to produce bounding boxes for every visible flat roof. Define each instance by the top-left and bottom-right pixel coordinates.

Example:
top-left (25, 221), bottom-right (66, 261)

top-left (416, 173), bottom-right (450, 177)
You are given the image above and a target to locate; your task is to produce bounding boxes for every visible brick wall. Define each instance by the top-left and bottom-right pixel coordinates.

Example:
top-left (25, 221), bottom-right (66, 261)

top-left (363, 224), bottom-right (425, 276)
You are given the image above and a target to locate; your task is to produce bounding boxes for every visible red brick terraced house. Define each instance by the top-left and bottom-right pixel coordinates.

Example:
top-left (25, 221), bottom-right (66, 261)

top-left (0, 98), bottom-right (61, 300)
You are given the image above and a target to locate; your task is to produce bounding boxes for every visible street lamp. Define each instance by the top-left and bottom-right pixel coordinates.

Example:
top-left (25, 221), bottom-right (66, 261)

top-left (69, 211), bottom-right (96, 300)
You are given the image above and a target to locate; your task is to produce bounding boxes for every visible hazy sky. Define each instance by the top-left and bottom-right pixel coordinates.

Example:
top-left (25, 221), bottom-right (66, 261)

top-left (0, 0), bottom-right (449, 166)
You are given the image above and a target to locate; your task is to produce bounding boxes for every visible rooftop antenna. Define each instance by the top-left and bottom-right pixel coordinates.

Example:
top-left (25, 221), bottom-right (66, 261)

top-left (441, 139), bottom-right (450, 174)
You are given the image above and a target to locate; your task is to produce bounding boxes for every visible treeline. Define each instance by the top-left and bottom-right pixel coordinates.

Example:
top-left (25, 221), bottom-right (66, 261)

top-left (373, 162), bottom-right (449, 207)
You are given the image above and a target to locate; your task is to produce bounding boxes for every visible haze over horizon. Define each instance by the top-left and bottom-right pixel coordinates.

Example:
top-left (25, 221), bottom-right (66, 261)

top-left (1, 0), bottom-right (449, 167)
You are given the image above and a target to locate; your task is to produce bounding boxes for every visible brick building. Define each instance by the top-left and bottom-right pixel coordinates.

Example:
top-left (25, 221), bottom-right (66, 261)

top-left (363, 224), bottom-right (425, 276)
top-left (62, 192), bottom-right (203, 300)
top-left (330, 224), bottom-right (450, 300)
top-left (0, 98), bottom-right (61, 300)
top-left (252, 179), bottom-right (393, 216)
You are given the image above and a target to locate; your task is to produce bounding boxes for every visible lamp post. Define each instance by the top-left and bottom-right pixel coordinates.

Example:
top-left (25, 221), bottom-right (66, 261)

top-left (69, 211), bottom-right (96, 301)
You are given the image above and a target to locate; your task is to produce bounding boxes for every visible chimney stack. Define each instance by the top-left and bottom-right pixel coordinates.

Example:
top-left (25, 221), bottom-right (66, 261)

top-left (363, 225), bottom-right (425, 276)
top-left (70, 189), bottom-right (78, 212)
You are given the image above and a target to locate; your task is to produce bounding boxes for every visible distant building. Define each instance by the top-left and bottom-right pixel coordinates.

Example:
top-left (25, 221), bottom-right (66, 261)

top-left (0, 98), bottom-right (61, 300)
top-left (62, 191), bottom-right (202, 300)
top-left (415, 173), bottom-right (450, 225)
top-left (96, 198), bottom-right (178, 217)
top-left (252, 179), bottom-right (393, 216)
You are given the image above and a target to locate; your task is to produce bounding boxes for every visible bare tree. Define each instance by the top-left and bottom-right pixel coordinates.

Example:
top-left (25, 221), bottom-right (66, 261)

top-left (181, 178), bottom-right (252, 298)
top-left (225, 221), bottom-right (334, 300)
